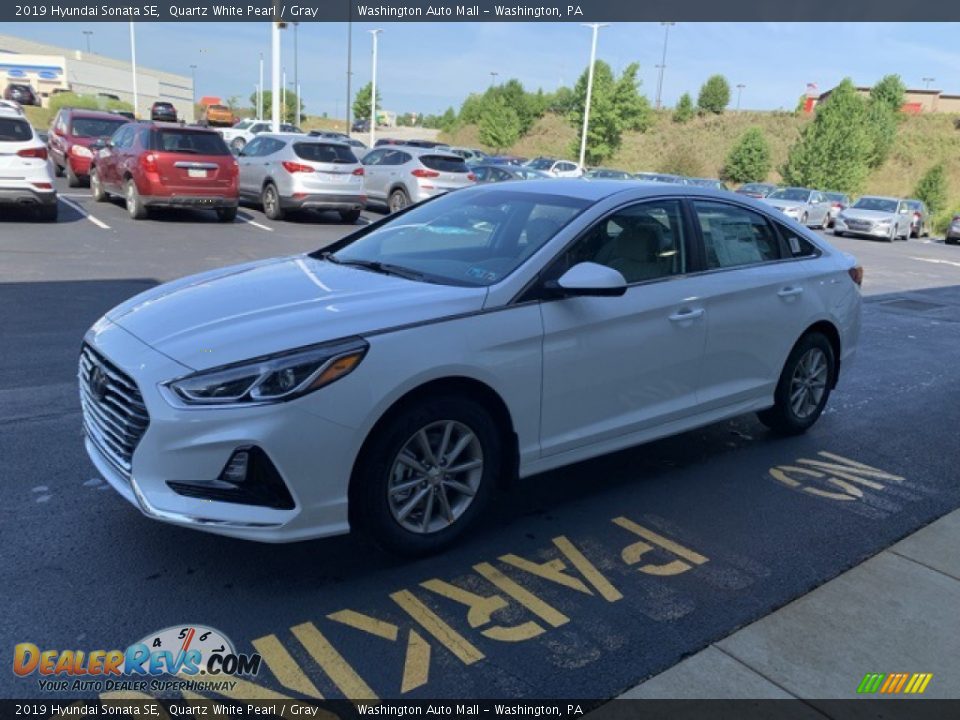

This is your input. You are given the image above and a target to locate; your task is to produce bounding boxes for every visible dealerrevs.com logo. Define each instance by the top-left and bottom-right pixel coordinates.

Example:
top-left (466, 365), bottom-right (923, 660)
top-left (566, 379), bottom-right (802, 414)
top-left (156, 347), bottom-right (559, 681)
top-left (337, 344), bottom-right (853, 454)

top-left (13, 625), bottom-right (262, 693)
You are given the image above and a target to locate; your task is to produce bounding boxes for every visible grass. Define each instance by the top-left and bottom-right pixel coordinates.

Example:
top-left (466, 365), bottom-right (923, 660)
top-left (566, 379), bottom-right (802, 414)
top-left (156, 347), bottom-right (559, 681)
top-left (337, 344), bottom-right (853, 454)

top-left (443, 110), bottom-right (960, 212)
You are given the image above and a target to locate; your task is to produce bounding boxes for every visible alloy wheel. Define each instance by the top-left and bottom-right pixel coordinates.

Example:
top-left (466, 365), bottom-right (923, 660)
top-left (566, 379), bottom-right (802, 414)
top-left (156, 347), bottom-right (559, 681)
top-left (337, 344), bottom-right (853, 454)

top-left (386, 420), bottom-right (483, 535)
top-left (789, 348), bottom-right (828, 420)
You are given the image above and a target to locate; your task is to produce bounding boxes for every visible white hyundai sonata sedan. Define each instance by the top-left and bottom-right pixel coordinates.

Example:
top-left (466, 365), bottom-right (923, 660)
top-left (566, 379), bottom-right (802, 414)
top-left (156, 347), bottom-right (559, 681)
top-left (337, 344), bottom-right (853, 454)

top-left (80, 180), bottom-right (862, 554)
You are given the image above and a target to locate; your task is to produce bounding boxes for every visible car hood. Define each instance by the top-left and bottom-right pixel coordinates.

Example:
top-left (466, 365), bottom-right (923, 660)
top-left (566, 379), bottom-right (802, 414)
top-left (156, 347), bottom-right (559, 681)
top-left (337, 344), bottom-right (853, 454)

top-left (106, 255), bottom-right (488, 371)
top-left (841, 209), bottom-right (896, 221)
top-left (764, 199), bottom-right (806, 210)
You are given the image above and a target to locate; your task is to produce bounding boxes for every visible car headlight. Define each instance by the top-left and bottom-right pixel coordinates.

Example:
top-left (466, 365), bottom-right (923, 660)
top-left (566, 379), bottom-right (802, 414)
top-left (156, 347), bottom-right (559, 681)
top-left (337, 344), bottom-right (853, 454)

top-left (71, 145), bottom-right (93, 158)
top-left (784, 207), bottom-right (801, 215)
top-left (166, 338), bottom-right (368, 406)
top-left (876, 219), bottom-right (892, 227)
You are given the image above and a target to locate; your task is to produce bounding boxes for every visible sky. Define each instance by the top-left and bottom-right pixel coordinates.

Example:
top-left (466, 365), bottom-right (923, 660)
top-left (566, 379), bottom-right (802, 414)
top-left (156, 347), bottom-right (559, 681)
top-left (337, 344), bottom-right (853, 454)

top-left (10, 22), bottom-right (960, 117)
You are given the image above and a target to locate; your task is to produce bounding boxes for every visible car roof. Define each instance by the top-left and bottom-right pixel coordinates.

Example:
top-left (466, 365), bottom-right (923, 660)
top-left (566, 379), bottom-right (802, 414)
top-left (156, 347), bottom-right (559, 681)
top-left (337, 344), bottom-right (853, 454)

top-left (0, 106), bottom-right (27, 119)
top-left (463, 178), bottom-right (751, 203)
top-left (262, 132), bottom-right (350, 146)
top-left (65, 108), bottom-right (127, 119)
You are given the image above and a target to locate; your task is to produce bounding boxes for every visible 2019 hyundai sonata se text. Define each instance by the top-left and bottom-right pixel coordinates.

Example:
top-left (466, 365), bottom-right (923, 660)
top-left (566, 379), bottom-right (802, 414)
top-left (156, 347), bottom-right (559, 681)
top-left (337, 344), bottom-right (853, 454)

top-left (80, 181), bottom-right (862, 554)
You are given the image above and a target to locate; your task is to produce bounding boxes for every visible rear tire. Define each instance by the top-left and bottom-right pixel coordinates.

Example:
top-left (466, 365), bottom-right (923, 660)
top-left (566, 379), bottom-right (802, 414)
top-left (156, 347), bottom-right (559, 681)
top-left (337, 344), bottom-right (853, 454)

top-left (388, 188), bottom-right (410, 214)
top-left (350, 395), bottom-right (500, 556)
top-left (339, 208), bottom-right (362, 224)
top-left (125, 179), bottom-right (148, 220)
top-left (758, 332), bottom-right (835, 436)
top-left (36, 202), bottom-right (58, 223)
top-left (261, 183), bottom-right (284, 221)
top-left (216, 206), bottom-right (237, 223)
top-left (89, 167), bottom-right (106, 202)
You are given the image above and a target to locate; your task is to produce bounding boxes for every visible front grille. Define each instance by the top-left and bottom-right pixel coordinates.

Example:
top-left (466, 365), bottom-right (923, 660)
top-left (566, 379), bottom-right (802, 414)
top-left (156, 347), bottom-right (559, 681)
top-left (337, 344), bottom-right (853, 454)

top-left (79, 344), bottom-right (150, 479)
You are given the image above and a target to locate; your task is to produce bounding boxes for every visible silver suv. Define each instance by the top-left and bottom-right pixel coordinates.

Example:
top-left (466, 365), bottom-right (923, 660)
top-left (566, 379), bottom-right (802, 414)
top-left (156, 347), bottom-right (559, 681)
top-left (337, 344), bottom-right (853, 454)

top-left (361, 146), bottom-right (476, 213)
top-left (237, 133), bottom-right (365, 223)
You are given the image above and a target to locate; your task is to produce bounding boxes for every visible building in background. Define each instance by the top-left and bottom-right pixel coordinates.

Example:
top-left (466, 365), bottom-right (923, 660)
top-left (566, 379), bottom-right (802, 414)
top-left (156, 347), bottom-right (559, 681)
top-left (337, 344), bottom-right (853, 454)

top-left (0, 34), bottom-right (193, 121)
top-left (812, 84), bottom-right (960, 114)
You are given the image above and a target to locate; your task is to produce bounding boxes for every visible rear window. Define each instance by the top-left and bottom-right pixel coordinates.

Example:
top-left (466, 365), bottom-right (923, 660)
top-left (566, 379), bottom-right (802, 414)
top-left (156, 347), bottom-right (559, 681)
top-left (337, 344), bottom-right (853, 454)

top-left (0, 117), bottom-right (32, 142)
top-left (70, 117), bottom-right (126, 138)
top-left (419, 154), bottom-right (469, 173)
top-left (154, 103), bottom-right (174, 110)
top-left (293, 142), bottom-right (357, 164)
top-left (152, 130), bottom-right (230, 155)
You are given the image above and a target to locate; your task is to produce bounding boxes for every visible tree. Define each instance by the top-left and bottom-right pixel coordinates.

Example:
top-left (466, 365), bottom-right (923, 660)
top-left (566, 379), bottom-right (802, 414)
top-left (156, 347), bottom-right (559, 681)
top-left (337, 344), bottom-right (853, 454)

top-left (352, 82), bottom-right (381, 124)
top-left (781, 79), bottom-right (872, 194)
top-left (249, 90), bottom-right (303, 123)
top-left (723, 128), bottom-right (772, 183)
top-left (673, 93), bottom-right (695, 123)
top-left (870, 74), bottom-right (906, 113)
top-left (439, 107), bottom-right (458, 133)
top-left (478, 96), bottom-right (521, 152)
top-left (697, 75), bottom-right (731, 114)
top-left (863, 75), bottom-right (905, 169)
top-left (914, 163), bottom-right (948, 216)
top-left (613, 63), bottom-right (653, 132)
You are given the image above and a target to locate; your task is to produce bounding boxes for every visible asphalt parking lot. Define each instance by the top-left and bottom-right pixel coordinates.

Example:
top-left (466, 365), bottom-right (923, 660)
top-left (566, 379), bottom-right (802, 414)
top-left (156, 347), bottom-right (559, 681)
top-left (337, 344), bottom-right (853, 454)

top-left (2, 178), bottom-right (960, 700)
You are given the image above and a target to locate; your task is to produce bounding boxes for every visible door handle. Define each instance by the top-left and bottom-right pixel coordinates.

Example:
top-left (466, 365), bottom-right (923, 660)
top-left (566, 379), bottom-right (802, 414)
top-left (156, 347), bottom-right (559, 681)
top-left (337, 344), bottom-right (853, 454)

top-left (777, 286), bottom-right (804, 298)
top-left (668, 308), bottom-right (704, 322)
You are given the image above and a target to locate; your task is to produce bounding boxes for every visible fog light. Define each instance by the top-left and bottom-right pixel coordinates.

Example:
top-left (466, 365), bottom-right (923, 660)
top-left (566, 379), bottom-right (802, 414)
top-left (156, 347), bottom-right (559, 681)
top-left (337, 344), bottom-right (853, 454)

top-left (221, 450), bottom-right (249, 484)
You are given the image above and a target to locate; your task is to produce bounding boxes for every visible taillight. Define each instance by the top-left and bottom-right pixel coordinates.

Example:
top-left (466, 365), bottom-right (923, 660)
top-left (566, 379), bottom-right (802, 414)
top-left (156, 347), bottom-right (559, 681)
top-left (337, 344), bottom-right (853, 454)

top-left (282, 161), bottom-right (314, 173)
top-left (31, 182), bottom-right (53, 189)
top-left (832, 202), bottom-right (842, 208)
top-left (467, 172), bottom-right (477, 181)
top-left (140, 153), bottom-right (158, 174)
top-left (412, 168), bottom-right (439, 178)
top-left (352, 167), bottom-right (364, 176)
top-left (913, 211), bottom-right (921, 218)
top-left (848, 266), bottom-right (864, 286)
top-left (18, 146), bottom-right (47, 160)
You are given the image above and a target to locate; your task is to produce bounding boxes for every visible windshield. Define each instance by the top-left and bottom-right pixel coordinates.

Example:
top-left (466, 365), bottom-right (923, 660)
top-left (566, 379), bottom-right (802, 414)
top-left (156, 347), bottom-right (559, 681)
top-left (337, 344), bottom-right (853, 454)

top-left (823, 192), bottom-right (847, 202)
top-left (853, 197), bottom-right (898, 213)
top-left (527, 158), bottom-right (555, 170)
top-left (768, 188), bottom-right (811, 202)
top-left (70, 117), bottom-right (126, 138)
top-left (327, 190), bottom-right (588, 287)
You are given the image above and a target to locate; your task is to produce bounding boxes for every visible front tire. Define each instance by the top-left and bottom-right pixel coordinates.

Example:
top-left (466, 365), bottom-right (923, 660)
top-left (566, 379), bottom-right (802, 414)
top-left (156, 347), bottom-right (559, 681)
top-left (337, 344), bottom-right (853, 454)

top-left (90, 167), bottom-right (106, 202)
top-left (351, 396), bottom-right (500, 556)
top-left (66, 163), bottom-right (82, 188)
top-left (261, 183), bottom-right (284, 220)
top-left (758, 332), bottom-right (835, 435)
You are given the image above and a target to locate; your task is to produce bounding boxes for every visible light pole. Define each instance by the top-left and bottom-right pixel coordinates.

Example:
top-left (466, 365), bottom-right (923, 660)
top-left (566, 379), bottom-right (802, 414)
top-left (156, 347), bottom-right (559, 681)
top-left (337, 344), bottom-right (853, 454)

top-left (578, 22), bottom-right (609, 169)
top-left (369, 29), bottom-right (382, 147)
top-left (82, 30), bottom-right (93, 54)
top-left (271, 21), bottom-right (281, 132)
top-left (346, 20), bottom-right (353, 136)
top-left (490, 71), bottom-right (498, 87)
top-left (258, 52), bottom-right (264, 120)
top-left (281, 69), bottom-right (286, 124)
top-left (129, 22), bottom-right (139, 119)
top-left (922, 76), bottom-right (935, 89)
top-left (736, 83), bottom-right (745, 110)
top-left (189, 64), bottom-right (197, 108)
top-left (655, 22), bottom-right (676, 110)
top-left (293, 22), bottom-right (300, 124)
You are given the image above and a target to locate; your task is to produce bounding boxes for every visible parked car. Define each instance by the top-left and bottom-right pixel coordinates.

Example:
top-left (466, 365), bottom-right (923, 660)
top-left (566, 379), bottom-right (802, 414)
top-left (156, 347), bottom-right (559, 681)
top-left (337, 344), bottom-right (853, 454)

top-left (0, 106), bottom-right (57, 221)
top-left (685, 177), bottom-right (730, 191)
top-left (904, 199), bottom-right (929, 238)
top-left (736, 182), bottom-right (778, 198)
top-left (3, 83), bottom-right (40, 107)
top-left (78, 181), bottom-right (862, 554)
top-left (351, 118), bottom-right (370, 133)
top-left (201, 104), bottom-right (235, 128)
top-left (150, 101), bottom-right (178, 122)
top-left (220, 119), bottom-right (301, 153)
top-left (109, 110), bottom-right (137, 121)
top-left (946, 214), bottom-right (960, 245)
top-left (237, 133), bottom-right (365, 223)
top-left (833, 196), bottom-right (912, 241)
top-left (486, 155), bottom-right (528, 166)
top-left (762, 187), bottom-right (831, 228)
top-left (309, 130), bottom-right (368, 153)
top-left (48, 108), bottom-right (128, 187)
top-left (361, 146), bottom-right (476, 212)
top-left (634, 172), bottom-right (686, 184)
top-left (525, 157), bottom-right (583, 177)
top-left (449, 147), bottom-right (488, 162)
top-left (88, 121), bottom-right (238, 221)
top-left (470, 164), bottom-right (550, 183)
top-left (822, 191), bottom-right (851, 228)
top-left (584, 168), bottom-right (633, 180)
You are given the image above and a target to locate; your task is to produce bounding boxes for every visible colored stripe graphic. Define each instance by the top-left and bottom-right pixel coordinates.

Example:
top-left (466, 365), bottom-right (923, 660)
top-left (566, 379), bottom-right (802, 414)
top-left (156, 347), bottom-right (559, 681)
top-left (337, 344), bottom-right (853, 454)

top-left (857, 672), bottom-right (933, 694)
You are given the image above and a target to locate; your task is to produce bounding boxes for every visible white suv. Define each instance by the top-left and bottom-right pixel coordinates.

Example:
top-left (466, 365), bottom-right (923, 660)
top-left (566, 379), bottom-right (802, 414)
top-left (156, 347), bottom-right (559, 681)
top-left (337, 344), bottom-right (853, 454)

top-left (219, 119), bottom-right (302, 153)
top-left (0, 107), bottom-right (57, 221)
top-left (525, 157), bottom-right (584, 177)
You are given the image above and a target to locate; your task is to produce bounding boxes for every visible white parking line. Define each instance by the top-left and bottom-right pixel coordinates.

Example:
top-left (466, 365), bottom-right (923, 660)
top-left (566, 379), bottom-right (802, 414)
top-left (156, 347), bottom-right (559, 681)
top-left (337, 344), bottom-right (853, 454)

top-left (236, 212), bottom-right (273, 232)
top-left (909, 256), bottom-right (960, 269)
top-left (58, 196), bottom-right (110, 230)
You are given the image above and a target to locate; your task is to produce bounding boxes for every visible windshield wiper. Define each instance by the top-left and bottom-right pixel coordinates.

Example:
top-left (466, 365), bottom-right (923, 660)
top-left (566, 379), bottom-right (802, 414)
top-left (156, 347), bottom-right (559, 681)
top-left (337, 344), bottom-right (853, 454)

top-left (320, 253), bottom-right (424, 281)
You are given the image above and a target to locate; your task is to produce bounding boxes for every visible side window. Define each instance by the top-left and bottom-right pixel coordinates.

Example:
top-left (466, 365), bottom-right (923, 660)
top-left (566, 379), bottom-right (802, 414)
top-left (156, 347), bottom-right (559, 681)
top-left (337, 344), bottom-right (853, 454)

top-left (471, 166), bottom-right (488, 181)
top-left (138, 128), bottom-right (151, 148)
top-left (775, 222), bottom-right (820, 258)
top-left (261, 138), bottom-right (284, 155)
top-left (241, 137), bottom-right (264, 156)
top-left (551, 199), bottom-right (688, 284)
top-left (693, 201), bottom-right (781, 269)
top-left (111, 126), bottom-right (131, 149)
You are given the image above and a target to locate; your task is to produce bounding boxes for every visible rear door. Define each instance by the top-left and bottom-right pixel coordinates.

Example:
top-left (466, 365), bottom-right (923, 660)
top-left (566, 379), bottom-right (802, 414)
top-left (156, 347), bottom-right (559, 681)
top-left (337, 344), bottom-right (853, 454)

top-left (151, 128), bottom-right (235, 196)
top-left (289, 141), bottom-right (362, 198)
top-left (417, 153), bottom-right (474, 192)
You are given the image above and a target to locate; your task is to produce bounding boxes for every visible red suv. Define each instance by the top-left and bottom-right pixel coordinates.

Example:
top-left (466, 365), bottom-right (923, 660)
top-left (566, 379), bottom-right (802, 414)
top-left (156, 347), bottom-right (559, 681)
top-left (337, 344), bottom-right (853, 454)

top-left (48, 109), bottom-right (128, 187)
top-left (89, 122), bottom-right (239, 221)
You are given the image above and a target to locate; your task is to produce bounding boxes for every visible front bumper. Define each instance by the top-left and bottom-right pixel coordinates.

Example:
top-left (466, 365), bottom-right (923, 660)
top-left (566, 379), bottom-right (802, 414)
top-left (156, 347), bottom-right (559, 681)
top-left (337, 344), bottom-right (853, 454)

top-left (834, 218), bottom-right (893, 238)
top-left (281, 193), bottom-right (366, 211)
top-left (67, 154), bottom-right (92, 176)
top-left (141, 195), bottom-right (238, 210)
top-left (0, 186), bottom-right (57, 206)
top-left (81, 318), bottom-right (357, 542)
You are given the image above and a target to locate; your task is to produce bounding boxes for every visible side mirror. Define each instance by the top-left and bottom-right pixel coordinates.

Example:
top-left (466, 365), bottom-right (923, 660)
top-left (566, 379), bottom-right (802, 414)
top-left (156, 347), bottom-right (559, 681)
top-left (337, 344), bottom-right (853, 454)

top-left (90, 137), bottom-right (110, 151)
top-left (544, 262), bottom-right (627, 298)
